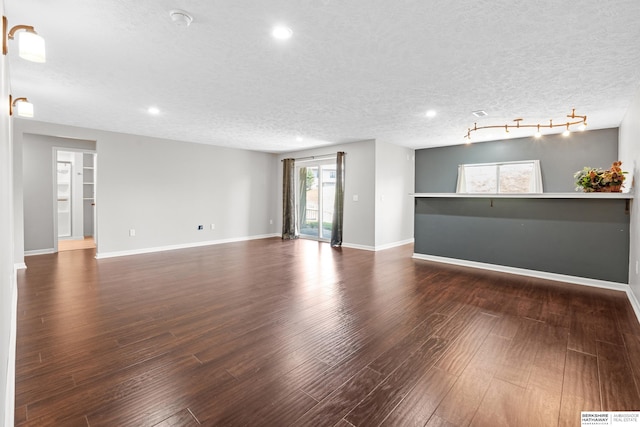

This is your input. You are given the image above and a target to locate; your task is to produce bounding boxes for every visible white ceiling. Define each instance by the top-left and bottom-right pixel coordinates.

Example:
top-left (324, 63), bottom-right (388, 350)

top-left (6, 0), bottom-right (640, 152)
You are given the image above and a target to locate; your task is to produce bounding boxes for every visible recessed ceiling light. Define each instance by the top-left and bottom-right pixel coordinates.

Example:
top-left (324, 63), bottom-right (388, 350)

top-left (296, 136), bottom-right (303, 142)
top-left (472, 110), bottom-right (488, 117)
top-left (425, 110), bottom-right (437, 118)
top-left (272, 26), bottom-right (293, 40)
top-left (148, 106), bottom-right (160, 115)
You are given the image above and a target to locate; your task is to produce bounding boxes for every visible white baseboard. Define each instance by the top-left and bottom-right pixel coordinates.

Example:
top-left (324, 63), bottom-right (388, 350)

top-left (14, 262), bottom-right (26, 270)
top-left (95, 234), bottom-right (280, 259)
top-left (339, 238), bottom-right (414, 252)
top-left (5, 268), bottom-right (18, 427)
top-left (59, 235), bottom-right (84, 241)
top-left (412, 253), bottom-right (629, 292)
top-left (341, 242), bottom-right (376, 251)
top-left (627, 287), bottom-right (640, 325)
top-left (375, 238), bottom-right (414, 251)
top-left (24, 248), bottom-right (55, 256)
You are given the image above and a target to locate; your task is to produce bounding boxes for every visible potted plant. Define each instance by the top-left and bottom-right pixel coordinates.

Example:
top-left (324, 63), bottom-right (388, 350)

top-left (574, 161), bottom-right (627, 192)
top-left (600, 161), bottom-right (626, 192)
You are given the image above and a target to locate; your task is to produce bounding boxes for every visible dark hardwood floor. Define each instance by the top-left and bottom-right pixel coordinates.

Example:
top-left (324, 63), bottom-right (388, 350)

top-left (15, 238), bottom-right (640, 426)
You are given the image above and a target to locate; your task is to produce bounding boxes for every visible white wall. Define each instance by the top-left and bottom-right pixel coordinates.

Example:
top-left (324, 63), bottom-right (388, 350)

top-left (276, 139), bottom-right (415, 250)
top-left (1, 1), bottom-right (17, 424)
top-left (374, 140), bottom-right (414, 248)
top-left (97, 132), bottom-right (276, 254)
top-left (619, 83), bottom-right (640, 308)
top-left (276, 140), bottom-right (377, 248)
top-left (12, 119), bottom-right (23, 265)
top-left (21, 134), bottom-right (95, 252)
top-left (14, 120), bottom-right (278, 257)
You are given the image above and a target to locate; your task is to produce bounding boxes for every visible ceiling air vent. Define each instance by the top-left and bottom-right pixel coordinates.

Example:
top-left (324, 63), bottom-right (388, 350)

top-left (472, 110), bottom-right (488, 117)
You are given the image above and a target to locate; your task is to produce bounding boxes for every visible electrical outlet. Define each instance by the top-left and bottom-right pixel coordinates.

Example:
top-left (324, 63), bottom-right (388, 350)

top-left (269, 219), bottom-right (273, 225)
top-left (353, 194), bottom-right (359, 202)
top-left (129, 229), bottom-right (135, 237)
top-left (211, 223), bottom-right (215, 230)
top-left (198, 225), bottom-right (203, 230)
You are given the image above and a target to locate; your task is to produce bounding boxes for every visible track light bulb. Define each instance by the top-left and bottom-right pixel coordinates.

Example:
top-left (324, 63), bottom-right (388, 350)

top-left (534, 125), bottom-right (542, 138)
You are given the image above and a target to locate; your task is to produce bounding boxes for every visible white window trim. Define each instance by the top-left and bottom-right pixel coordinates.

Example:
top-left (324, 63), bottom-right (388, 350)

top-left (456, 160), bottom-right (543, 194)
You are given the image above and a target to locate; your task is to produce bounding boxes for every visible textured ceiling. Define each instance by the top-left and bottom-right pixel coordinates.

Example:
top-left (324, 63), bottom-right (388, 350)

top-left (6, 0), bottom-right (640, 152)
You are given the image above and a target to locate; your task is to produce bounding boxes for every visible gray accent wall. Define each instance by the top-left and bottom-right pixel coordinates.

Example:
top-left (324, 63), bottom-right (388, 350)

top-left (416, 128), bottom-right (619, 193)
top-left (414, 128), bottom-right (630, 283)
top-left (415, 197), bottom-right (630, 283)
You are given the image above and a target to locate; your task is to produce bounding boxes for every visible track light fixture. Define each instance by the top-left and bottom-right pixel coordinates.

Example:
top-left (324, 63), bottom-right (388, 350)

top-left (9, 95), bottom-right (34, 117)
top-left (465, 109), bottom-right (587, 142)
top-left (3, 15), bottom-right (46, 62)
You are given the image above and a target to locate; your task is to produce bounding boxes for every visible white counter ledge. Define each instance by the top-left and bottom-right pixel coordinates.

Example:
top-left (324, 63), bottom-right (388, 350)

top-left (411, 192), bottom-right (634, 199)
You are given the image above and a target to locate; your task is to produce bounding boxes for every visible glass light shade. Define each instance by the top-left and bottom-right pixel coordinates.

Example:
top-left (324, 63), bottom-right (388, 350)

top-left (18, 31), bottom-right (46, 63)
top-left (16, 100), bottom-right (34, 117)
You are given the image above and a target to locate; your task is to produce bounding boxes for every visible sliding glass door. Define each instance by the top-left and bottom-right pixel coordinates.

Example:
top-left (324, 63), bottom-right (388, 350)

top-left (297, 161), bottom-right (336, 240)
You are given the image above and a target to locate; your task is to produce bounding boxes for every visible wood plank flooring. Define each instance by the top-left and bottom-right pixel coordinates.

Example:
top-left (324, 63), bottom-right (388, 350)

top-left (58, 237), bottom-right (96, 252)
top-left (15, 238), bottom-right (640, 426)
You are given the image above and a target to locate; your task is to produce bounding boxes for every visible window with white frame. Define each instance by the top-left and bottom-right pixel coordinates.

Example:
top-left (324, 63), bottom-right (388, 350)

top-left (456, 160), bottom-right (543, 193)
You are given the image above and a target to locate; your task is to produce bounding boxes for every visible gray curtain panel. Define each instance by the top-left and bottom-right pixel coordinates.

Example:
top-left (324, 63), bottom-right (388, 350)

top-left (331, 152), bottom-right (345, 247)
top-left (282, 158), bottom-right (297, 239)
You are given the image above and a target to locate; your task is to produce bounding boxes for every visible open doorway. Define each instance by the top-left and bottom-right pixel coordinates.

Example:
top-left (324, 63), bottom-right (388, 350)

top-left (55, 149), bottom-right (97, 252)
